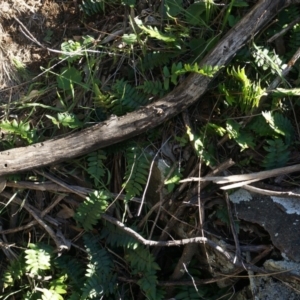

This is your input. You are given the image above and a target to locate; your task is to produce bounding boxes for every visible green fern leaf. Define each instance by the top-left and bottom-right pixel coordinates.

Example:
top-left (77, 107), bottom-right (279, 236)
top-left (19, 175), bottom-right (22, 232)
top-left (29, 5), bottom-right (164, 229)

top-left (125, 246), bottom-right (160, 300)
top-left (248, 115), bottom-right (274, 137)
top-left (81, 234), bottom-right (116, 298)
top-left (55, 256), bottom-right (85, 290)
top-left (123, 146), bottom-right (150, 201)
top-left (226, 119), bottom-right (255, 151)
top-left (110, 79), bottom-right (149, 115)
top-left (74, 190), bottom-right (110, 231)
top-left (100, 223), bottom-right (139, 249)
top-left (137, 80), bottom-right (165, 97)
top-left (86, 150), bottom-right (108, 187)
top-left (25, 244), bottom-right (53, 275)
top-left (80, 0), bottom-right (104, 16)
top-left (263, 138), bottom-right (289, 169)
top-left (262, 111), bottom-right (295, 144)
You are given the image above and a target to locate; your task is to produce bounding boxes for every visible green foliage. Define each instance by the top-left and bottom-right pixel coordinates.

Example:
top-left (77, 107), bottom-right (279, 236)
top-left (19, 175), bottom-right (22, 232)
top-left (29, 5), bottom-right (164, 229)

top-left (25, 243), bottom-right (53, 274)
top-left (81, 234), bottom-right (116, 298)
top-left (123, 146), bottom-right (150, 201)
top-left (86, 150), bottom-right (108, 187)
top-left (46, 112), bottom-right (83, 129)
top-left (220, 66), bottom-right (265, 113)
top-left (262, 111), bottom-right (294, 145)
top-left (100, 222), bottom-right (139, 249)
top-left (2, 244), bottom-right (68, 300)
top-left (109, 79), bottom-right (149, 115)
top-left (175, 285), bottom-right (206, 300)
top-left (0, 119), bottom-right (37, 144)
top-left (226, 119), bottom-right (255, 151)
top-left (80, 0), bottom-right (104, 16)
top-left (125, 246), bottom-right (161, 300)
top-left (137, 80), bottom-right (165, 97)
top-left (139, 51), bottom-right (180, 71)
top-left (251, 44), bottom-right (285, 75)
top-left (263, 138), bottom-right (290, 169)
top-left (55, 256), bottom-right (85, 292)
top-left (74, 190), bottom-right (110, 230)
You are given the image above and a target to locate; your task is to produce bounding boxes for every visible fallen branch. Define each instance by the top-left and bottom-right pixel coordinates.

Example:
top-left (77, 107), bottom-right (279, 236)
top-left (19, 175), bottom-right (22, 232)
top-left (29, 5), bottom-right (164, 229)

top-left (0, 0), bottom-right (289, 176)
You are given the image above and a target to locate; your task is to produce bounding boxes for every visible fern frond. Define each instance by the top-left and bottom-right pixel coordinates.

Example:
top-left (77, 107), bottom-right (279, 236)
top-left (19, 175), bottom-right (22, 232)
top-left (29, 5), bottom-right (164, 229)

top-left (262, 111), bottom-right (295, 144)
top-left (175, 285), bottom-right (209, 300)
top-left (125, 246), bottom-right (161, 300)
top-left (25, 244), bottom-right (53, 275)
top-left (248, 115), bottom-right (275, 137)
top-left (137, 80), bottom-right (165, 97)
top-left (263, 138), bottom-right (289, 169)
top-left (80, 0), bottom-right (104, 16)
top-left (74, 190), bottom-right (110, 230)
top-left (140, 51), bottom-right (179, 71)
top-left (226, 119), bottom-right (255, 151)
top-left (55, 256), bottom-right (85, 290)
top-left (123, 146), bottom-right (150, 201)
top-left (110, 79), bottom-right (149, 115)
top-left (86, 150), bottom-right (108, 188)
top-left (81, 234), bottom-right (116, 298)
top-left (251, 44), bottom-right (285, 74)
top-left (2, 257), bottom-right (26, 289)
top-left (100, 222), bottom-right (138, 249)
top-left (0, 119), bottom-right (37, 144)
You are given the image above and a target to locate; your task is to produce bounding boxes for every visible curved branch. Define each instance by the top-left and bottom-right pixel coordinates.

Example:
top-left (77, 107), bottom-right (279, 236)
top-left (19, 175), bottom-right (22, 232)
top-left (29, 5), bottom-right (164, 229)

top-left (0, 0), bottom-right (287, 176)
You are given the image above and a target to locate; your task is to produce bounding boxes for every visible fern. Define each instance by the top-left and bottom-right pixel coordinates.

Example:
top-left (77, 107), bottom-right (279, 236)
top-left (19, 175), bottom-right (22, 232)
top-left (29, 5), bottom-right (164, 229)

top-left (100, 222), bottom-right (139, 249)
top-left (81, 234), bottom-right (116, 298)
top-left (110, 79), bottom-right (149, 115)
top-left (226, 119), bottom-right (255, 151)
top-left (80, 0), bottom-right (104, 16)
top-left (123, 146), bottom-right (150, 201)
top-left (137, 80), bottom-right (166, 97)
top-left (125, 246), bottom-right (162, 300)
top-left (2, 257), bottom-right (26, 289)
top-left (74, 190), bottom-right (110, 230)
top-left (263, 138), bottom-right (290, 169)
top-left (222, 66), bottom-right (265, 113)
top-left (175, 285), bottom-right (211, 300)
top-left (262, 111), bottom-right (295, 145)
top-left (55, 256), bottom-right (85, 292)
top-left (139, 51), bottom-right (179, 71)
top-left (25, 243), bottom-right (53, 275)
top-left (86, 150), bottom-right (108, 188)
top-left (251, 44), bottom-right (285, 75)
top-left (0, 119), bottom-right (37, 144)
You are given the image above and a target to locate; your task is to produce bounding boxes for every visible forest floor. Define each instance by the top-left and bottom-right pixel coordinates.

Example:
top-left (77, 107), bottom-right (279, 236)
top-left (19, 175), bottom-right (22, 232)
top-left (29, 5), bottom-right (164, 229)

top-left (1, 0), bottom-right (300, 299)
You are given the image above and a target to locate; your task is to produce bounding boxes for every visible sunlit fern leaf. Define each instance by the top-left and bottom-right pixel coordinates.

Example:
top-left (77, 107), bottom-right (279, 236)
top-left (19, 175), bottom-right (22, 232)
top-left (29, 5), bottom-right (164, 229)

top-left (262, 111), bottom-right (295, 145)
top-left (81, 234), bottom-right (116, 298)
top-left (2, 257), bottom-right (26, 289)
top-left (251, 44), bottom-right (284, 75)
top-left (74, 190), bottom-right (110, 231)
top-left (86, 150), bottom-right (108, 188)
top-left (80, 0), bottom-right (104, 16)
top-left (25, 244), bottom-right (53, 275)
top-left (263, 138), bottom-right (290, 169)
top-left (100, 222), bottom-right (138, 249)
top-left (123, 146), bottom-right (151, 201)
top-left (248, 115), bottom-right (275, 137)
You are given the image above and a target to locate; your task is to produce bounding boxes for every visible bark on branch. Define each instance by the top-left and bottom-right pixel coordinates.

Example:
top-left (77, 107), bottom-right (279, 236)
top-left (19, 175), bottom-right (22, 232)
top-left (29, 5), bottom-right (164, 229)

top-left (0, 0), bottom-right (288, 175)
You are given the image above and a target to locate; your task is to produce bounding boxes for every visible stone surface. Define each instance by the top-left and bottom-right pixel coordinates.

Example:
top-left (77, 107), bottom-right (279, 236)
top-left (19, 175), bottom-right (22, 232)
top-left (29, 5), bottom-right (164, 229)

top-left (229, 189), bottom-right (300, 262)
